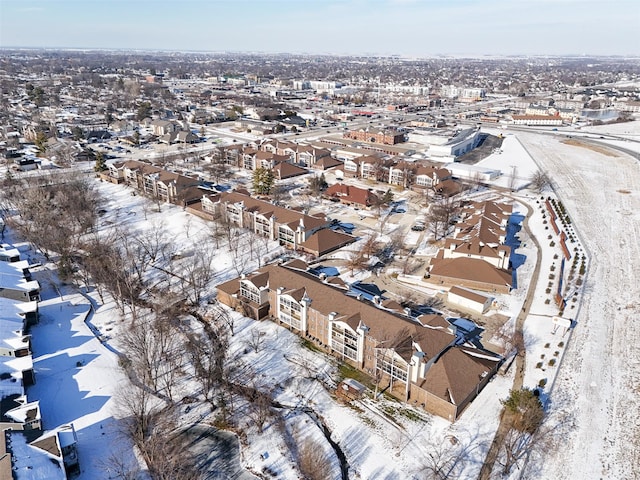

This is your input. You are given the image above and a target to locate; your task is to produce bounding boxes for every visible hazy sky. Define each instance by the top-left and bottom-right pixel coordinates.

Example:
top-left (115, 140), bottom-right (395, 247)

top-left (1, 0), bottom-right (638, 57)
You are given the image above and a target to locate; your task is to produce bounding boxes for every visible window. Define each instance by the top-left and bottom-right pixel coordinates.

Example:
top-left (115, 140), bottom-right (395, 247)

top-left (255, 217), bottom-right (271, 237)
top-left (377, 350), bottom-right (408, 383)
top-left (279, 296), bottom-right (302, 329)
top-left (278, 226), bottom-right (295, 247)
top-left (331, 324), bottom-right (358, 361)
top-left (240, 282), bottom-right (261, 304)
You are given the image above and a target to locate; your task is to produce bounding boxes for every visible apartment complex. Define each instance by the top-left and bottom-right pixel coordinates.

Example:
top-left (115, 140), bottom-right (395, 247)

top-left (217, 260), bottom-right (502, 421)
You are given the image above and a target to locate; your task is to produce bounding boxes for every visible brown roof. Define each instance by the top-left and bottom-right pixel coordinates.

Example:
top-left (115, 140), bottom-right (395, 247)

top-left (241, 265), bottom-right (450, 350)
top-left (216, 276), bottom-right (240, 297)
top-left (314, 156), bottom-right (343, 170)
top-left (247, 271), bottom-right (269, 288)
top-left (282, 259), bottom-right (308, 271)
top-left (434, 178), bottom-right (462, 197)
top-left (421, 347), bottom-right (499, 405)
top-left (445, 239), bottom-right (510, 258)
top-left (217, 263), bottom-right (500, 409)
top-left (299, 229), bottom-right (357, 256)
top-left (429, 257), bottom-right (513, 289)
top-left (449, 286), bottom-right (491, 304)
top-left (273, 161), bottom-right (308, 179)
top-left (31, 434), bottom-right (61, 458)
top-left (218, 191), bottom-right (327, 232)
top-left (324, 183), bottom-right (379, 207)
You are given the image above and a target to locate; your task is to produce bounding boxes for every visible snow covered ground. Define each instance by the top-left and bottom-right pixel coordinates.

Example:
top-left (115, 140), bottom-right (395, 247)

top-left (463, 121), bottom-right (640, 478)
top-left (25, 280), bottom-right (139, 478)
top-left (514, 126), bottom-right (640, 480)
top-left (16, 118), bottom-right (640, 479)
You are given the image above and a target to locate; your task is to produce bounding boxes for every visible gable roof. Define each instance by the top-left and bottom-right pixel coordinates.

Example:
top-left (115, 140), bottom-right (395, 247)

top-left (324, 183), bottom-right (379, 207)
top-left (218, 191), bottom-right (327, 232)
top-left (429, 257), bottom-right (513, 289)
top-left (299, 229), bottom-right (357, 256)
top-left (272, 161), bottom-right (308, 179)
top-left (314, 156), bottom-right (343, 170)
top-left (421, 346), bottom-right (500, 405)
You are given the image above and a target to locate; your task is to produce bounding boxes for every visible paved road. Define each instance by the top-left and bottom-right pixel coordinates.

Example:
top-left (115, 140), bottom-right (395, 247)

top-left (182, 424), bottom-right (259, 480)
top-left (477, 196), bottom-right (541, 480)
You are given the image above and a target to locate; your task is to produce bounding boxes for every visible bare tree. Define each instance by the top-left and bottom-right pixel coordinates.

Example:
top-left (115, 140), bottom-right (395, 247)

top-left (529, 170), bottom-right (551, 194)
top-left (417, 437), bottom-right (468, 480)
top-left (135, 221), bottom-right (171, 263)
top-left (428, 196), bottom-right (459, 241)
top-left (347, 249), bottom-right (367, 275)
top-left (248, 328), bottom-right (265, 353)
top-left (136, 406), bottom-right (204, 480)
top-left (119, 310), bottom-right (180, 397)
top-left (178, 240), bottom-right (217, 305)
top-left (113, 380), bottom-right (163, 446)
top-left (208, 302), bottom-right (236, 336)
top-left (270, 182), bottom-right (287, 206)
top-left (204, 146), bottom-right (229, 184)
top-left (298, 437), bottom-right (334, 480)
top-left (361, 233), bottom-right (380, 260)
top-left (97, 446), bottom-right (142, 480)
top-left (247, 386), bottom-right (273, 433)
top-left (229, 230), bottom-right (250, 277)
top-left (373, 327), bottom-right (412, 399)
top-left (185, 330), bottom-right (225, 407)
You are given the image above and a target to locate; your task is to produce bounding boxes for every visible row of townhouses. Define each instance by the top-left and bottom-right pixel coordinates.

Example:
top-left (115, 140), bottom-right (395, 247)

top-left (197, 190), bottom-right (357, 257)
top-left (0, 244), bottom-right (79, 479)
top-left (427, 200), bottom-right (514, 294)
top-left (221, 139), bottom-right (463, 194)
top-left (220, 139), bottom-right (341, 172)
top-left (103, 159), bottom-right (201, 203)
top-left (217, 259), bottom-right (502, 421)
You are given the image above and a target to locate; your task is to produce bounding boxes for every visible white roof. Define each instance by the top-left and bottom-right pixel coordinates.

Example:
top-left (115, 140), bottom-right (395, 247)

top-left (8, 431), bottom-right (66, 480)
top-left (0, 276), bottom-right (40, 292)
top-left (5, 398), bottom-right (40, 424)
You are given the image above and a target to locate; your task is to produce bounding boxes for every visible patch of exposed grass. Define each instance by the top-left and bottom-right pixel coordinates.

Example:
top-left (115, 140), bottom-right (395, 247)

top-left (562, 139), bottom-right (619, 157)
top-left (337, 362), bottom-right (374, 389)
top-left (300, 338), bottom-right (323, 354)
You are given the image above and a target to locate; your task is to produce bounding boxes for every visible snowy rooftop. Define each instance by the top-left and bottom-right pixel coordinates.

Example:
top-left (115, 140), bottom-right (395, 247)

top-left (8, 430), bottom-right (66, 480)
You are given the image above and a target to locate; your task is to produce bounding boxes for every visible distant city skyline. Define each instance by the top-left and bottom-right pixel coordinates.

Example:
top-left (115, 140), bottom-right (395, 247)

top-left (1, 0), bottom-right (638, 57)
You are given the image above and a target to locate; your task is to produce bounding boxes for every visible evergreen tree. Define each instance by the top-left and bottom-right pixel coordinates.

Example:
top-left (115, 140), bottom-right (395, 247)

top-left (252, 167), bottom-right (275, 195)
top-left (94, 151), bottom-right (107, 172)
top-left (381, 188), bottom-right (394, 205)
top-left (34, 131), bottom-right (48, 157)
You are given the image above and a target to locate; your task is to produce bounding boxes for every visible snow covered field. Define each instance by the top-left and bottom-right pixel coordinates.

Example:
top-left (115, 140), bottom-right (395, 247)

top-left (17, 118), bottom-right (640, 479)
top-left (515, 127), bottom-right (640, 480)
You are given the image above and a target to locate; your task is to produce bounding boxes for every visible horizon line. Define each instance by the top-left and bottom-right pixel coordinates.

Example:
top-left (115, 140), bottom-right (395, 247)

top-left (1, 46), bottom-right (638, 60)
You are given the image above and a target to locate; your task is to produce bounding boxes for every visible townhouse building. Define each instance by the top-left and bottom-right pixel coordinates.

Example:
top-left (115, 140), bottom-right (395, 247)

top-left (104, 160), bottom-right (200, 203)
top-left (217, 260), bottom-right (502, 421)
top-left (427, 200), bottom-right (515, 294)
top-left (0, 261), bottom-right (40, 303)
top-left (201, 190), bottom-right (355, 256)
top-left (510, 115), bottom-right (563, 126)
top-left (324, 184), bottom-right (380, 208)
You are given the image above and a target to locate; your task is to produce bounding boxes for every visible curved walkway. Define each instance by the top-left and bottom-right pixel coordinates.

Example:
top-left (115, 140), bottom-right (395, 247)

top-left (477, 195), bottom-right (542, 480)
